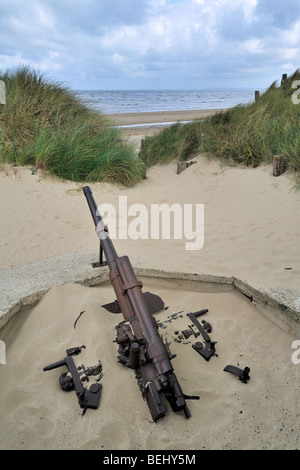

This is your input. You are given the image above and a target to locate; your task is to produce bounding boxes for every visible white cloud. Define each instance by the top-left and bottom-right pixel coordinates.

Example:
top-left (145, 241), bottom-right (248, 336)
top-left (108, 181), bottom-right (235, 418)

top-left (283, 19), bottom-right (300, 46)
top-left (243, 39), bottom-right (263, 54)
top-left (0, 0), bottom-right (299, 89)
top-left (112, 53), bottom-right (127, 64)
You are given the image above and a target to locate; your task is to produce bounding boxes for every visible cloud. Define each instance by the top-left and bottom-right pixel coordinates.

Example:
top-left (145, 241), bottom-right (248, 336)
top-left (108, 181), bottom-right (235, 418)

top-left (254, 0), bottom-right (300, 29)
top-left (0, 0), bottom-right (300, 89)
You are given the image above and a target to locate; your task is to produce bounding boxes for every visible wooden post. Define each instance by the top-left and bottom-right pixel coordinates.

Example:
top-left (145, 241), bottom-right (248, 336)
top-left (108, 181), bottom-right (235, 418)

top-left (281, 74), bottom-right (288, 86)
top-left (138, 139), bottom-right (145, 159)
top-left (177, 160), bottom-right (196, 175)
top-left (177, 162), bottom-right (186, 175)
top-left (0, 80), bottom-right (6, 105)
top-left (273, 155), bottom-right (285, 177)
top-left (255, 90), bottom-right (260, 102)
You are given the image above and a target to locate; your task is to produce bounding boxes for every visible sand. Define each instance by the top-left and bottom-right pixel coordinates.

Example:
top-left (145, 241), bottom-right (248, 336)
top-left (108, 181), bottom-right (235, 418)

top-left (107, 109), bottom-right (221, 126)
top-left (1, 279), bottom-right (300, 451)
top-left (107, 109), bottom-right (224, 143)
top-left (0, 109), bottom-right (300, 451)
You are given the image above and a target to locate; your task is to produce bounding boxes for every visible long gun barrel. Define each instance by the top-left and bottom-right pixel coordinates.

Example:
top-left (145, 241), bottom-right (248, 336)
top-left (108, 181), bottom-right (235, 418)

top-left (83, 186), bottom-right (191, 421)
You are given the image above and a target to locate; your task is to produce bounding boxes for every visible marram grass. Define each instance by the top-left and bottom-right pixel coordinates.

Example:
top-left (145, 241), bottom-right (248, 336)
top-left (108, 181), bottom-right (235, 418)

top-left (140, 70), bottom-right (300, 174)
top-left (0, 65), bottom-right (145, 186)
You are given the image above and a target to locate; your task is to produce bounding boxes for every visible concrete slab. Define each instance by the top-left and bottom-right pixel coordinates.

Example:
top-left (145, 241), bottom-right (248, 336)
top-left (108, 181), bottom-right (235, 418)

top-left (1, 250), bottom-right (300, 336)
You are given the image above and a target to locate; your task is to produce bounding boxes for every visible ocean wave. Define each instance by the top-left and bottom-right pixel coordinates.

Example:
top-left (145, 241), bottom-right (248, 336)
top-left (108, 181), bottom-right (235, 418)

top-left (76, 89), bottom-right (255, 114)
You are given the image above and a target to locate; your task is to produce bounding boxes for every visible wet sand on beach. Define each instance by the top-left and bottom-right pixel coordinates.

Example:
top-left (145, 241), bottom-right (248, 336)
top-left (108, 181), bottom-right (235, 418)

top-left (107, 108), bottom-right (223, 126)
top-left (107, 109), bottom-right (224, 137)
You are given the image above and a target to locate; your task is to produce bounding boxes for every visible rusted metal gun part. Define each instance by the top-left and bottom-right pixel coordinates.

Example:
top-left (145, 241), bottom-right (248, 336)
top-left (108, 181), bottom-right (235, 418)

top-left (187, 311), bottom-right (217, 361)
top-left (102, 292), bottom-right (165, 315)
top-left (224, 365), bottom-right (250, 384)
top-left (83, 186), bottom-right (191, 421)
top-left (43, 346), bottom-right (102, 413)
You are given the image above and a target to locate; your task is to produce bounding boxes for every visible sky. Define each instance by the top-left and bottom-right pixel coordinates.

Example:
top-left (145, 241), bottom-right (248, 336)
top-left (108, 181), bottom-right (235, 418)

top-left (0, 0), bottom-right (300, 91)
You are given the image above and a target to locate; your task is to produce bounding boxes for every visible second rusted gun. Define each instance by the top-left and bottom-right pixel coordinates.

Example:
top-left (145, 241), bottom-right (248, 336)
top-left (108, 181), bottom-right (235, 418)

top-left (83, 186), bottom-right (194, 421)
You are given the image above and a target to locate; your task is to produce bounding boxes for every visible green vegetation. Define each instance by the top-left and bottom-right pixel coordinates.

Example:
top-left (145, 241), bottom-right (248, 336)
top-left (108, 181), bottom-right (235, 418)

top-left (140, 70), bottom-right (300, 173)
top-left (1, 66), bottom-right (300, 185)
top-left (0, 66), bottom-right (145, 186)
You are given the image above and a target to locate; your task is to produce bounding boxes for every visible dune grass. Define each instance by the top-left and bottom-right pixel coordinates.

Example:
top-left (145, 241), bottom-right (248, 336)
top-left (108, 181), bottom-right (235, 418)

top-left (140, 70), bottom-right (300, 173)
top-left (0, 65), bottom-right (145, 186)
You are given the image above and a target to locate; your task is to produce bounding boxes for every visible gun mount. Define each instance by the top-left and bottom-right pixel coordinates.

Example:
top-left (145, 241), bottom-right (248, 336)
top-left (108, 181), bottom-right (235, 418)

top-left (83, 186), bottom-right (197, 421)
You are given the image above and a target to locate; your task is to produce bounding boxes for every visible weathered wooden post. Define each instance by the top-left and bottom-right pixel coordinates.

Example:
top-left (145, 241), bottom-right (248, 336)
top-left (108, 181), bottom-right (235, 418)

top-left (281, 74), bottom-right (288, 86)
top-left (255, 90), bottom-right (260, 102)
top-left (273, 155), bottom-right (285, 177)
top-left (177, 160), bottom-right (196, 175)
top-left (0, 80), bottom-right (6, 106)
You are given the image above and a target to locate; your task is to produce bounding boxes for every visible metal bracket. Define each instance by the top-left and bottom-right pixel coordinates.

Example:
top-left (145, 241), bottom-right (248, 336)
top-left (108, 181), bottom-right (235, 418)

top-left (92, 242), bottom-right (108, 268)
top-left (223, 365), bottom-right (250, 384)
top-left (187, 310), bottom-right (217, 362)
top-left (192, 340), bottom-right (217, 362)
top-left (43, 346), bottom-right (102, 413)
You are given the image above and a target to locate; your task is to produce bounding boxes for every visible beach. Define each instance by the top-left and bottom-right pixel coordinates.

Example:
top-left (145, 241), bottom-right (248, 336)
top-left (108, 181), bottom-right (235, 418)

top-left (107, 109), bottom-right (224, 143)
top-left (107, 109), bottom-right (221, 126)
top-left (0, 109), bottom-right (300, 451)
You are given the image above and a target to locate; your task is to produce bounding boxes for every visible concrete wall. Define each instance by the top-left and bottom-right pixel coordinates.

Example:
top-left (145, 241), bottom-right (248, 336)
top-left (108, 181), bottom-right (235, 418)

top-left (1, 249), bottom-right (300, 337)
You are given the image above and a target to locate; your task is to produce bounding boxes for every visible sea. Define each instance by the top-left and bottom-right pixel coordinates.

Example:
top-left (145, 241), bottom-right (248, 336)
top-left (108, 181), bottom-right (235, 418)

top-left (76, 89), bottom-right (255, 115)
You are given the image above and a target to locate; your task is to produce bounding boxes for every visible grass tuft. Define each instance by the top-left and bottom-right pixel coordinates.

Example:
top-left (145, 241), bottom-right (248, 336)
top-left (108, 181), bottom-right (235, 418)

top-left (140, 70), bottom-right (300, 174)
top-left (0, 65), bottom-right (145, 186)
